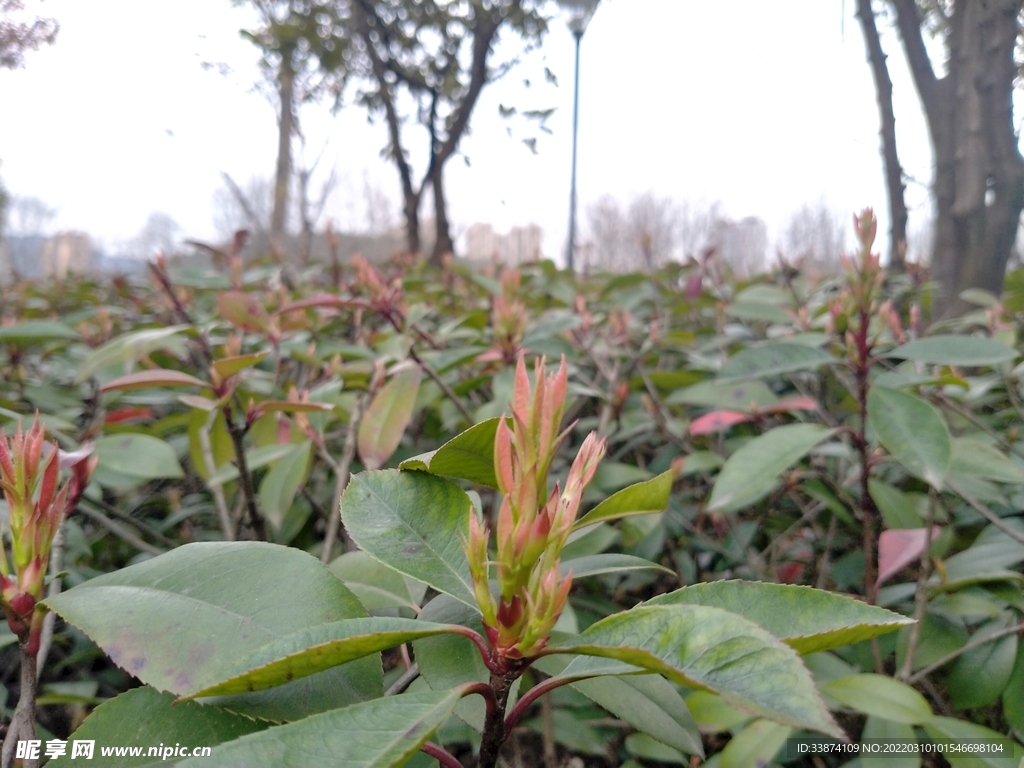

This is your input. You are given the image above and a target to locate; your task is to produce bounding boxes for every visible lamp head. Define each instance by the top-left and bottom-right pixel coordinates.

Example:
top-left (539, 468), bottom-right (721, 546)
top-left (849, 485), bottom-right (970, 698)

top-left (557, 0), bottom-right (600, 36)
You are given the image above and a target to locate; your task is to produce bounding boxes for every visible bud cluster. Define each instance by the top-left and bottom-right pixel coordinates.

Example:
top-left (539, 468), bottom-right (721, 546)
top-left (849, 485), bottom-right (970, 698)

top-left (0, 418), bottom-right (95, 654)
top-left (467, 356), bottom-right (606, 660)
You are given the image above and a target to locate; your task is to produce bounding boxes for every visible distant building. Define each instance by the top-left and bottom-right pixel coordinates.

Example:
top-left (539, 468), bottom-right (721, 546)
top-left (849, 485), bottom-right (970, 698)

top-left (712, 216), bottom-right (768, 277)
top-left (42, 232), bottom-right (92, 278)
top-left (465, 222), bottom-right (544, 265)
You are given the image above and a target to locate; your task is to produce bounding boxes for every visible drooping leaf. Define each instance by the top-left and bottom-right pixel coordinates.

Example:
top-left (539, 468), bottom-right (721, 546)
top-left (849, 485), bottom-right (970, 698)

top-left (645, 581), bottom-right (913, 654)
top-left (534, 655), bottom-right (703, 757)
top-left (176, 689), bottom-right (463, 768)
top-left (888, 335), bottom-right (1017, 366)
top-left (551, 605), bottom-right (844, 738)
top-left (358, 367), bottom-right (422, 470)
top-left (400, 417), bottom-right (506, 488)
top-left (250, 400), bottom-right (333, 420)
top-left (183, 617), bottom-right (469, 700)
top-left (46, 687), bottom-right (266, 768)
top-left (719, 343), bottom-right (835, 380)
top-left (574, 470), bottom-right (673, 530)
top-left (207, 443), bottom-right (294, 487)
top-left (560, 553), bottom-right (674, 579)
top-left (258, 441), bottom-right (312, 528)
top-left (821, 674), bottom-right (933, 724)
top-left (707, 424), bottom-right (834, 513)
top-left (868, 386), bottom-right (951, 489)
top-left (45, 542), bottom-right (380, 722)
top-left (100, 369), bottom-right (209, 392)
top-left (342, 469), bottom-right (477, 609)
top-left (94, 433), bottom-right (184, 482)
top-left (877, 528), bottom-right (942, 588)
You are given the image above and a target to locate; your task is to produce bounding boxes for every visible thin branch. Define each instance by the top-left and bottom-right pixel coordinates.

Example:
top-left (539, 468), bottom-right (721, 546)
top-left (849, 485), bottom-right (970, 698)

top-left (421, 742), bottom-right (463, 768)
top-left (320, 392), bottom-right (366, 563)
top-left (898, 490), bottom-right (936, 681)
top-left (76, 503), bottom-right (165, 556)
top-left (1, 648), bottom-right (38, 768)
top-left (200, 408), bottom-right (235, 541)
top-left (945, 479), bottom-right (1024, 546)
top-left (910, 621), bottom-right (1024, 684)
top-left (384, 664), bottom-right (420, 696)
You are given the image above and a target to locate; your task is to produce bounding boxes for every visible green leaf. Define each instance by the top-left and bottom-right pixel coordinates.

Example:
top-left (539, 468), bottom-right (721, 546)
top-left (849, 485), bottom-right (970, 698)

top-left (551, 605), bottom-right (843, 738)
top-left (75, 326), bottom-right (190, 382)
top-left (560, 554), bottom-right (673, 579)
top-left (400, 417), bottom-right (505, 488)
top-left (177, 689), bottom-right (463, 768)
top-left (719, 718), bottom-right (791, 768)
top-left (868, 386), bottom-right (951, 489)
top-left (821, 674), bottom-right (933, 724)
top-left (358, 367), bottom-right (422, 470)
top-left (719, 343), bottom-right (835, 380)
top-left (869, 480), bottom-right (923, 529)
top-left (946, 621), bottom-right (1018, 710)
top-left (860, 717), bottom-right (920, 768)
top-left (574, 471), bottom-right (673, 530)
top-left (94, 433), bottom-right (184, 481)
top-left (888, 335), bottom-right (1018, 366)
top-left (183, 617), bottom-right (468, 700)
top-left (342, 469), bottom-right (477, 609)
top-left (922, 717), bottom-right (1024, 768)
top-left (101, 368), bottom-right (208, 392)
top-left (707, 424), bottom-right (834, 513)
top-left (258, 440), bottom-right (312, 528)
top-left (328, 551), bottom-right (425, 612)
top-left (207, 443), bottom-right (295, 487)
top-left (45, 542), bottom-right (380, 722)
top-left (665, 379), bottom-right (778, 411)
top-left (645, 581), bottom-right (913, 654)
top-left (1003, 643), bottom-right (1024, 735)
top-left (47, 687), bottom-right (266, 767)
top-left (531, 655), bottom-right (702, 757)
top-left (0, 319), bottom-right (79, 342)
top-left (211, 350), bottom-right (270, 380)
top-left (950, 438), bottom-right (1024, 484)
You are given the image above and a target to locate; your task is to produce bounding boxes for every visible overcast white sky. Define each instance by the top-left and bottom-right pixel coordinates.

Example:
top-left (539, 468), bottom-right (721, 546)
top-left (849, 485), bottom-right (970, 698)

top-left (0, 0), bottom-right (936, 262)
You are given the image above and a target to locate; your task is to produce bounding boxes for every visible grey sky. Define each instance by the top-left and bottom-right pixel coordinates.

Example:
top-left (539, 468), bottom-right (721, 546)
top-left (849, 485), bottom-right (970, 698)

top-left (0, 0), bottom-right (936, 262)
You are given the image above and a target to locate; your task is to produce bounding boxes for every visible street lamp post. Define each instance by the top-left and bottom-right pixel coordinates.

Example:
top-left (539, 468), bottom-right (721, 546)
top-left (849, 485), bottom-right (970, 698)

top-left (557, 0), bottom-right (600, 273)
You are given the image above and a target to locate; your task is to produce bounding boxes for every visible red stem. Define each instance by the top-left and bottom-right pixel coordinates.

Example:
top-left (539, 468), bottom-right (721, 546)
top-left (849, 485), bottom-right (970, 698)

top-left (503, 674), bottom-right (581, 732)
top-left (421, 742), bottom-right (462, 768)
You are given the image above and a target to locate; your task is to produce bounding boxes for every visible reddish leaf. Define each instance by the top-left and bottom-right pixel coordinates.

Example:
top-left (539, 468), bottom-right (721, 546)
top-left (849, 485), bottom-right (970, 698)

top-left (251, 400), bottom-right (334, 421)
top-left (104, 407), bottom-right (155, 425)
top-left (216, 291), bottom-right (272, 334)
top-left (358, 367), bottom-right (422, 470)
top-left (761, 396), bottom-right (819, 414)
top-left (101, 369), bottom-right (208, 392)
top-left (876, 527), bottom-right (942, 589)
top-left (275, 294), bottom-right (367, 315)
top-left (689, 410), bottom-right (751, 436)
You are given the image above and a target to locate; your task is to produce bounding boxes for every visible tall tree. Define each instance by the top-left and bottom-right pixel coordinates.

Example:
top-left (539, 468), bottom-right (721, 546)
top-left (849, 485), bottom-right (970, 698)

top-left (856, 0), bottom-right (908, 272)
top-left (234, 1), bottom-right (342, 251)
top-left (330, 0), bottom-right (548, 263)
top-left (883, 0), bottom-right (1024, 313)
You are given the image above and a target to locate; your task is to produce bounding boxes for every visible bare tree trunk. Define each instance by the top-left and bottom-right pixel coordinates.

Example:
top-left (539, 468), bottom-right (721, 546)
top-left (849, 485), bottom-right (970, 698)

top-left (892, 0), bottom-right (1024, 315)
top-left (858, 0), bottom-right (908, 272)
top-left (271, 44), bottom-right (296, 251)
top-left (430, 164), bottom-right (454, 265)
